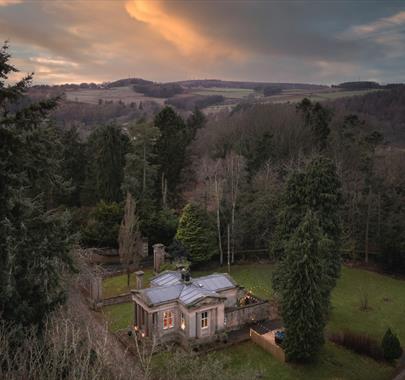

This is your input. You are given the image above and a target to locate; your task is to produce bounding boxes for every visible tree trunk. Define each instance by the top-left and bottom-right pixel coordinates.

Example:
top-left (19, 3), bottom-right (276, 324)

top-left (142, 142), bottom-right (147, 193)
top-left (364, 187), bottom-right (372, 264)
top-left (227, 223), bottom-right (231, 274)
top-left (214, 174), bottom-right (223, 266)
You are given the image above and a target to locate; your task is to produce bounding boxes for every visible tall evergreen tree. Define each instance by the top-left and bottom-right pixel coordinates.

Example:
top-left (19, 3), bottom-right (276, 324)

top-left (277, 211), bottom-right (331, 361)
top-left (153, 107), bottom-right (188, 206)
top-left (60, 126), bottom-right (86, 206)
top-left (273, 156), bottom-right (342, 291)
top-left (85, 124), bottom-right (130, 204)
top-left (176, 203), bottom-right (217, 264)
top-left (0, 42), bottom-right (74, 331)
top-left (296, 98), bottom-right (332, 151)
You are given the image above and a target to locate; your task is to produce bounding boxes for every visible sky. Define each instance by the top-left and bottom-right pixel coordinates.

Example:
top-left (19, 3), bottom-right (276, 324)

top-left (1, 0), bottom-right (405, 85)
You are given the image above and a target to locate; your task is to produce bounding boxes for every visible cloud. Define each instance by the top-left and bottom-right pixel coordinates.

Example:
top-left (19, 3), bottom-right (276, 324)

top-left (125, 0), bottom-right (244, 61)
top-left (1, 1), bottom-right (405, 84)
top-left (0, 0), bottom-right (21, 6)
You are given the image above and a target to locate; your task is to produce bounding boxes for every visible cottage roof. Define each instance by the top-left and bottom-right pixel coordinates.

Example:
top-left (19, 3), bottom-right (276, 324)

top-left (137, 271), bottom-right (238, 307)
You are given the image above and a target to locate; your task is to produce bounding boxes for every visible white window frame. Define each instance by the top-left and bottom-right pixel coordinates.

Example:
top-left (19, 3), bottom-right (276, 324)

top-left (163, 311), bottom-right (174, 330)
top-left (201, 311), bottom-right (209, 329)
top-left (180, 312), bottom-right (186, 330)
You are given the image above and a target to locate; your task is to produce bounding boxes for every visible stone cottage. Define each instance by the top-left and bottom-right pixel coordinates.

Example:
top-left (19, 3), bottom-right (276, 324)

top-left (131, 268), bottom-right (271, 347)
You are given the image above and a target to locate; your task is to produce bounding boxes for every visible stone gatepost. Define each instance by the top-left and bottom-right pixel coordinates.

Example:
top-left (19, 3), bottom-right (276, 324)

top-left (90, 275), bottom-right (103, 310)
top-left (153, 243), bottom-right (166, 273)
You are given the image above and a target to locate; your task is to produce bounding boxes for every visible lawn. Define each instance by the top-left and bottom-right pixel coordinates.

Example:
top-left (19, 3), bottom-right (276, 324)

top-left (102, 268), bottom-right (154, 299)
top-left (102, 264), bottom-right (404, 379)
top-left (190, 87), bottom-right (255, 99)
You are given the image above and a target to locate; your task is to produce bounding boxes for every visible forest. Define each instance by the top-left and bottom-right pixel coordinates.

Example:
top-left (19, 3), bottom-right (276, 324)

top-left (1, 41), bottom-right (405, 379)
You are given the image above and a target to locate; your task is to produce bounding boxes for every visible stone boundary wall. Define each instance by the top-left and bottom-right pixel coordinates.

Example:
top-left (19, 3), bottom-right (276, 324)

top-left (102, 293), bottom-right (132, 307)
top-left (225, 300), bottom-right (270, 331)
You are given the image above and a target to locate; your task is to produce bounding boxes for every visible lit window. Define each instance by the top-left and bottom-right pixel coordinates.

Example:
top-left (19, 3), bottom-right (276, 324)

top-left (163, 311), bottom-right (173, 329)
top-left (181, 313), bottom-right (186, 330)
top-left (201, 311), bottom-right (208, 329)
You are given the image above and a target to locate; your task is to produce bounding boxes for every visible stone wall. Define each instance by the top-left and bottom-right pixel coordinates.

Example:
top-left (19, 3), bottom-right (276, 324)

top-left (225, 300), bottom-right (270, 331)
top-left (102, 293), bottom-right (132, 306)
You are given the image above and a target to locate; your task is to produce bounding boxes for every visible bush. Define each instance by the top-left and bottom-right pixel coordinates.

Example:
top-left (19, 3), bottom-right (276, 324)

top-left (176, 203), bottom-right (217, 264)
top-left (329, 330), bottom-right (384, 361)
top-left (382, 328), bottom-right (403, 361)
top-left (80, 201), bottom-right (123, 248)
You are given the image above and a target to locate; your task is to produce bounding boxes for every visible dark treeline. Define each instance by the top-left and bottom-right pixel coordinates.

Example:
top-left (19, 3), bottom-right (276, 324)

top-left (189, 91), bottom-right (405, 274)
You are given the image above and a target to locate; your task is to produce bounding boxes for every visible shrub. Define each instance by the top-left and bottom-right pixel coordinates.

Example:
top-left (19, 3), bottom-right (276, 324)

top-left (80, 201), bottom-right (123, 248)
top-left (329, 330), bottom-right (384, 361)
top-left (382, 328), bottom-right (403, 361)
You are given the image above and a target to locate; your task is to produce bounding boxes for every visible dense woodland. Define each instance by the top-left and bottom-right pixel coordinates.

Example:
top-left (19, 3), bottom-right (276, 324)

top-left (1, 42), bottom-right (405, 375)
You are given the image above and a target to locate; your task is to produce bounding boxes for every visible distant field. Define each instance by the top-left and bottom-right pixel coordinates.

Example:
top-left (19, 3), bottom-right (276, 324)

top-left (190, 87), bottom-right (256, 99)
top-left (265, 88), bottom-right (384, 104)
top-left (64, 85), bottom-right (385, 111)
top-left (65, 86), bottom-right (166, 105)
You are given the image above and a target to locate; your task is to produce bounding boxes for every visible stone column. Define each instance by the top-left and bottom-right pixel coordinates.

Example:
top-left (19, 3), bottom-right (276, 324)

top-left (135, 270), bottom-right (144, 289)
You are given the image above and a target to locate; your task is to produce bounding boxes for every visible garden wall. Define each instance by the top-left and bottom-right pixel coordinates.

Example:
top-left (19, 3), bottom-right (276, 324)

top-left (102, 293), bottom-right (132, 306)
top-left (225, 300), bottom-right (270, 330)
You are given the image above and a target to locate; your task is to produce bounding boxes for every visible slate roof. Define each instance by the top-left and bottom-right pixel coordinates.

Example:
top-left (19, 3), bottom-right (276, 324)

top-left (136, 271), bottom-right (238, 307)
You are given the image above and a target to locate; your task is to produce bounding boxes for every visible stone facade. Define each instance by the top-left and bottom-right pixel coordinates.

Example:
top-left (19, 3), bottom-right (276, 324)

top-left (131, 269), bottom-right (273, 347)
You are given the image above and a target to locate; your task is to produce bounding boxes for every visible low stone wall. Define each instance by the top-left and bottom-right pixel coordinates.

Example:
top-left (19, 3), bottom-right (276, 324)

top-left (103, 293), bottom-right (132, 306)
top-left (225, 300), bottom-right (270, 331)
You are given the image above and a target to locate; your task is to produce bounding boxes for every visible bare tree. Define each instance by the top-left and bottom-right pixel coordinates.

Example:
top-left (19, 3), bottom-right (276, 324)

top-left (118, 192), bottom-right (142, 287)
top-left (224, 152), bottom-right (244, 264)
top-left (214, 160), bottom-right (225, 265)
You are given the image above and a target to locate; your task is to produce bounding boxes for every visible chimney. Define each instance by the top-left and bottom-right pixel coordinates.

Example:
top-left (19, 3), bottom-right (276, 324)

top-left (181, 268), bottom-right (191, 284)
top-left (135, 271), bottom-right (144, 289)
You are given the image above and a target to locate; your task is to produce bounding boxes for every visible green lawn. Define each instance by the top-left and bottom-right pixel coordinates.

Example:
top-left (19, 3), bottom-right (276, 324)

top-left (102, 264), bottom-right (404, 379)
top-left (214, 341), bottom-right (393, 380)
top-left (102, 268), bottom-right (154, 299)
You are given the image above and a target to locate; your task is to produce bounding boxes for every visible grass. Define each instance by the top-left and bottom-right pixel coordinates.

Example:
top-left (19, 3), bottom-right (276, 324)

top-left (102, 264), bottom-right (404, 379)
top-left (214, 341), bottom-right (393, 380)
top-left (102, 268), bottom-right (154, 299)
top-left (190, 87), bottom-right (255, 99)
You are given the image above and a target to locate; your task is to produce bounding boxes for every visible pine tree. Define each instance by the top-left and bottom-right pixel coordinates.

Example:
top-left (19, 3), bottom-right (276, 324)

top-left (176, 203), bottom-right (217, 263)
top-left (85, 124), bottom-right (130, 204)
top-left (382, 328), bottom-right (403, 361)
top-left (153, 107), bottom-right (188, 206)
top-left (272, 155), bottom-right (342, 294)
top-left (0, 42), bottom-right (74, 331)
top-left (278, 211), bottom-right (330, 361)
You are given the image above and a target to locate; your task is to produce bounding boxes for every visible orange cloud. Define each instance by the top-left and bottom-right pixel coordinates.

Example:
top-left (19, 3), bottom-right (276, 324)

top-left (0, 0), bottom-right (21, 6)
top-left (125, 0), bottom-right (244, 61)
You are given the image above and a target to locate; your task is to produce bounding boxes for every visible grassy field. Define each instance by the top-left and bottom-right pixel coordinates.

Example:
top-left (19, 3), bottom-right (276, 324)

top-left (65, 86), bottom-right (166, 105)
top-left (190, 87), bottom-right (255, 99)
top-left (102, 264), bottom-right (404, 379)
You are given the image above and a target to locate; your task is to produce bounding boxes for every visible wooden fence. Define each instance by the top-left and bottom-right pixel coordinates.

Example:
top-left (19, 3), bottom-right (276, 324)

top-left (250, 328), bottom-right (286, 362)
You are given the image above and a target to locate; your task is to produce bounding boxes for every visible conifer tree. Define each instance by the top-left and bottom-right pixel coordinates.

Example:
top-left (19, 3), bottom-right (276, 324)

top-left (382, 328), bottom-right (403, 361)
top-left (279, 211), bottom-right (330, 361)
top-left (176, 203), bottom-right (217, 263)
top-left (0, 42), bottom-right (74, 331)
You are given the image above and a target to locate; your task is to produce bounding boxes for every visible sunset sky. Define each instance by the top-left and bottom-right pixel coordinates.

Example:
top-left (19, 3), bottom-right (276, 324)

top-left (1, 0), bottom-right (405, 85)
